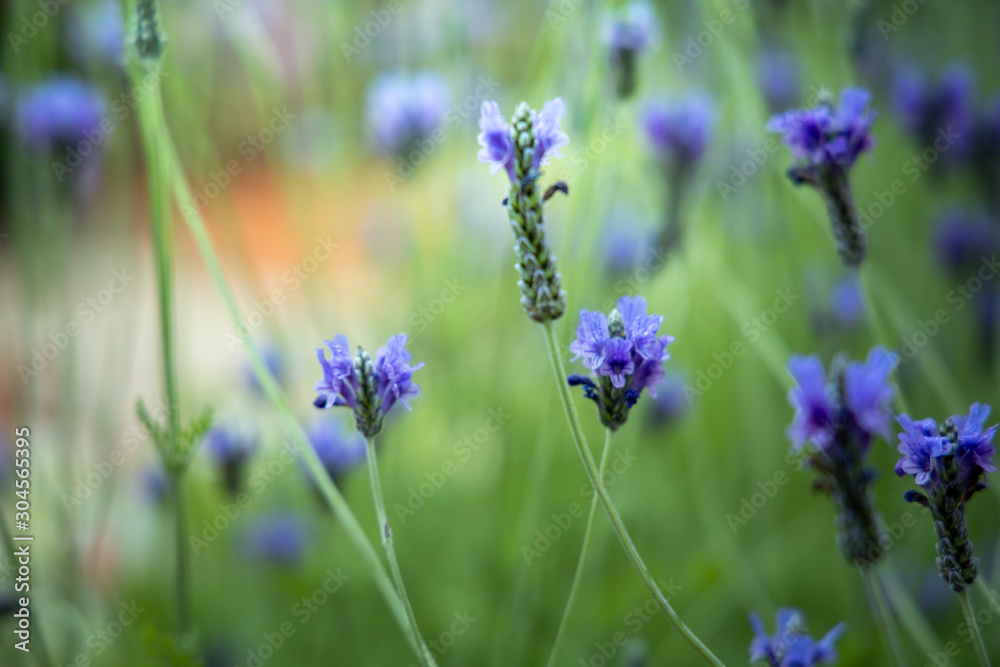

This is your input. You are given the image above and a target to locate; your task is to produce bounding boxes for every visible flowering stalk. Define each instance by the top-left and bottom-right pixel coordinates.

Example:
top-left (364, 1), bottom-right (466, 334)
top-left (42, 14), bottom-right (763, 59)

top-left (135, 39), bottom-right (431, 662)
top-left (313, 334), bottom-right (435, 667)
top-left (545, 429), bottom-right (614, 667)
top-left (768, 88), bottom-right (877, 266)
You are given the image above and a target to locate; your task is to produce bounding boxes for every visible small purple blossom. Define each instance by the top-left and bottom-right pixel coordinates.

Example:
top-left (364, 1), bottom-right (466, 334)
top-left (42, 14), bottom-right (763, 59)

top-left (533, 98), bottom-right (569, 172)
top-left (313, 333), bottom-right (423, 438)
top-left (645, 373), bottom-right (690, 426)
top-left (477, 100), bottom-right (514, 181)
top-left (758, 47), bottom-right (801, 113)
top-left (15, 76), bottom-right (106, 152)
top-left (374, 334), bottom-right (424, 415)
top-left (306, 418), bottom-right (367, 482)
top-left (67, 0), bottom-right (124, 67)
top-left (568, 296), bottom-right (673, 430)
top-left (749, 609), bottom-right (846, 667)
top-left (767, 87), bottom-right (876, 171)
top-left (205, 423), bottom-right (259, 466)
top-left (642, 92), bottom-right (715, 167)
top-left (603, 1), bottom-right (657, 54)
top-left (895, 415), bottom-right (949, 487)
top-left (239, 513), bottom-right (311, 567)
top-left (932, 208), bottom-right (999, 276)
top-left (830, 276), bottom-right (865, 328)
top-left (366, 71), bottom-right (447, 156)
top-left (843, 347), bottom-right (897, 441)
top-left (314, 335), bottom-right (359, 410)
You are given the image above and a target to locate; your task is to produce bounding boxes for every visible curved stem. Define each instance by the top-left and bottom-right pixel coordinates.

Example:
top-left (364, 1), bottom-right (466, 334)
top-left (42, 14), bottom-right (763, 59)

top-left (959, 589), bottom-right (992, 667)
top-left (541, 322), bottom-right (725, 666)
top-left (365, 438), bottom-right (438, 667)
top-left (545, 428), bottom-right (614, 667)
top-left (862, 568), bottom-right (909, 667)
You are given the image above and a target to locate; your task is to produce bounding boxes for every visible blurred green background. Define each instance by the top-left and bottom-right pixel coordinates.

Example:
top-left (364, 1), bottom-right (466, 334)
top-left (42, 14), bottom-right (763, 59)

top-left (1, 0), bottom-right (999, 665)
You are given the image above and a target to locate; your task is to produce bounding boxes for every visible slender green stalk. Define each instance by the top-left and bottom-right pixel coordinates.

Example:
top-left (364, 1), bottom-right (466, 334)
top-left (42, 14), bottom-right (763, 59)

top-left (137, 83), bottom-right (424, 660)
top-left (958, 590), bottom-right (992, 667)
top-left (541, 322), bottom-right (725, 667)
top-left (135, 69), bottom-right (189, 634)
top-left (364, 438), bottom-right (438, 667)
top-left (546, 428), bottom-right (614, 667)
top-left (862, 568), bottom-right (909, 667)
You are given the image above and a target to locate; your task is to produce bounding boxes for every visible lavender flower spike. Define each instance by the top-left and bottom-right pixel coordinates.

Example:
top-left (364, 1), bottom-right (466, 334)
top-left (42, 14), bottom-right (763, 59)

top-left (895, 403), bottom-right (997, 591)
top-left (314, 333), bottom-right (423, 438)
top-left (478, 98), bottom-right (569, 322)
top-left (768, 87), bottom-right (876, 266)
top-left (785, 347), bottom-right (899, 569)
top-left (603, 1), bottom-right (658, 97)
top-left (568, 296), bottom-right (673, 430)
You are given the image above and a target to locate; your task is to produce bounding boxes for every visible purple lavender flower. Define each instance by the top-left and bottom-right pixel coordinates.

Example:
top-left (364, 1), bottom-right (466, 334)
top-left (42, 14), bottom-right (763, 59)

top-left (205, 423), bottom-right (259, 495)
top-left (786, 347), bottom-right (898, 567)
top-left (568, 296), bottom-right (673, 430)
top-left (757, 46), bottom-right (801, 114)
top-left (477, 98), bottom-right (569, 322)
top-left (932, 208), bottom-right (999, 276)
top-left (895, 404), bottom-right (997, 591)
top-left (306, 418), bottom-right (367, 483)
top-left (768, 87), bottom-right (876, 265)
top-left (830, 277), bottom-right (865, 328)
top-left (366, 71), bottom-right (447, 156)
top-left (749, 609), bottom-right (846, 667)
top-left (67, 0), bottom-right (124, 67)
top-left (642, 92), bottom-right (715, 168)
top-left (892, 64), bottom-right (975, 161)
top-left (240, 513), bottom-right (311, 567)
top-left (477, 100), bottom-right (515, 181)
top-left (645, 373), bottom-right (690, 426)
top-left (314, 333), bottom-right (423, 438)
top-left (603, 1), bottom-right (658, 98)
top-left (15, 76), bottom-right (106, 153)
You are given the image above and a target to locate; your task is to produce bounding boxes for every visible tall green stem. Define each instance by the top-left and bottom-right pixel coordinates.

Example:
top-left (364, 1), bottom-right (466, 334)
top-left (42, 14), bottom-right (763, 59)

top-left (541, 322), bottom-right (725, 667)
top-left (862, 568), bottom-right (909, 667)
top-left (958, 589), bottom-right (992, 667)
top-left (136, 69), bottom-right (188, 633)
top-left (364, 438), bottom-right (438, 667)
top-left (546, 428), bottom-right (614, 667)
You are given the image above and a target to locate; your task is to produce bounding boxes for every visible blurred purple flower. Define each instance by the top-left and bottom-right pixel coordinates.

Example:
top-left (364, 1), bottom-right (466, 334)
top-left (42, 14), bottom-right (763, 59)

top-left (205, 422), bottom-right (259, 495)
top-left (15, 76), bottom-right (106, 153)
top-left (66, 0), bottom-right (124, 67)
top-left (240, 513), bottom-right (311, 566)
top-left (892, 64), bottom-right (975, 160)
top-left (757, 47), bottom-right (801, 114)
top-left (768, 87), bottom-right (876, 171)
top-left (830, 276), bottom-right (865, 328)
top-left (642, 92), bottom-right (715, 168)
top-left (645, 373), bottom-right (690, 426)
top-left (749, 608), bottom-right (846, 667)
top-left (533, 98), bottom-right (569, 172)
top-left (603, 1), bottom-right (657, 54)
top-left (140, 465), bottom-right (170, 505)
top-left (786, 355), bottom-right (835, 453)
top-left (242, 343), bottom-right (286, 394)
top-left (306, 418), bottom-right (367, 482)
top-left (366, 71), bottom-right (447, 156)
top-left (932, 207), bottom-right (999, 275)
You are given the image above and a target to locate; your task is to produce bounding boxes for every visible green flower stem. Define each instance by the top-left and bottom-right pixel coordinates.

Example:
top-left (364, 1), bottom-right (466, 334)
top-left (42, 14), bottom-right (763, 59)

top-left (135, 78), bottom-right (425, 661)
top-left (134, 68), bottom-right (188, 634)
top-left (862, 568), bottom-right (909, 667)
top-left (541, 321), bottom-right (726, 667)
top-left (545, 428), bottom-right (614, 667)
top-left (365, 437), bottom-right (438, 667)
top-left (959, 589), bottom-right (992, 667)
